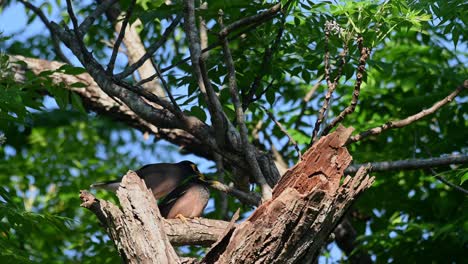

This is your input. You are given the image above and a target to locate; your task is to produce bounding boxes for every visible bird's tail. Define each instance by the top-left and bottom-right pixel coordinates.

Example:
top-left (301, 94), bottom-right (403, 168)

top-left (90, 180), bottom-right (121, 191)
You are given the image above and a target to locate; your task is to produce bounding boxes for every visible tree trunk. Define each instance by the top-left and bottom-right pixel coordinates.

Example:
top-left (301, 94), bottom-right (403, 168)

top-left (80, 126), bottom-right (374, 263)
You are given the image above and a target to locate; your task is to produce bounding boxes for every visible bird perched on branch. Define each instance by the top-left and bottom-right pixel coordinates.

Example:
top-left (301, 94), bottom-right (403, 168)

top-left (159, 176), bottom-right (211, 219)
top-left (90, 160), bottom-right (204, 201)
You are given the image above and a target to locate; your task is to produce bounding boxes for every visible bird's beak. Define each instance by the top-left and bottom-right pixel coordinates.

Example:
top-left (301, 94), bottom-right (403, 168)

top-left (191, 164), bottom-right (206, 181)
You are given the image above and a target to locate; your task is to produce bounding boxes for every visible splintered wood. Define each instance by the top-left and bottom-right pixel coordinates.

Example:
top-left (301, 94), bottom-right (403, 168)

top-left (209, 126), bottom-right (374, 264)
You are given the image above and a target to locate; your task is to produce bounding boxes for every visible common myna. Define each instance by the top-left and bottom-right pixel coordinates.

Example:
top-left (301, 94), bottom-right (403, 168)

top-left (90, 160), bottom-right (203, 200)
top-left (158, 176), bottom-right (210, 219)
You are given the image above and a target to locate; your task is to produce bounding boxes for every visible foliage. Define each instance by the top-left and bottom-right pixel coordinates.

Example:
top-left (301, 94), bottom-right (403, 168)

top-left (0, 0), bottom-right (466, 263)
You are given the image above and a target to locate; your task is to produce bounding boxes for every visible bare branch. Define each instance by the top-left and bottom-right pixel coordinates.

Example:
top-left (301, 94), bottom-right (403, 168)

top-left (219, 1), bottom-right (287, 38)
top-left (65, 0), bottom-right (90, 59)
top-left (347, 82), bottom-right (467, 144)
top-left (150, 59), bottom-right (182, 113)
top-left (345, 154), bottom-right (468, 174)
top-left (431, 168), bottom-right (468, 195)
top-left (219, 10), bottom-right (272, 200)
top-left (214, 154), bottom-right (229, 219)
top-left (260, 106), bottom-right (302, 160)
top-left (107, 0), bottom-right (136, 74)
top-left (210, 180), bottom-right (262, 206)
top-left (311, 29), bottom-right (334, 143)
top-left (79, 0), bottom-right (119, 34)
top-left (322, 37), bottom-right (371, 135)
top-left (115, 15), bottom-right (182, 80)
top-left (18, 0), bottom-right (70, 64)
top-left (183, 0), bottom-right (229, 147)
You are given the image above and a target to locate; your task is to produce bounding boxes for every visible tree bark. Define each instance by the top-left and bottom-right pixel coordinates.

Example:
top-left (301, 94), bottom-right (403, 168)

top-left (80, 171), bottom-right (179, 264)
top-left (81, 126), bottom-right (374, 263)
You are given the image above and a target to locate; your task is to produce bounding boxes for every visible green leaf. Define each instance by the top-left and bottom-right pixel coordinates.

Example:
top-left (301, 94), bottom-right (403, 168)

top-left (189, 106), bottom-right (207, 122)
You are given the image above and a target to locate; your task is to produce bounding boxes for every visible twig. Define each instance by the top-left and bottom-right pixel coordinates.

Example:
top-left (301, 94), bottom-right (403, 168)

top-left (66, 0), bottom-right (86, 55)
top-left (107, 0), bottom-right (135, 74)
top-left (115, 15), bottom-right (182, 80)
top-left (431, 168), bottom-right (468, 195)
top-left (322, 37), bottom-right (370, 136)
top-left (161, 18), bottom-right (270, 74)
top-left (214, 154), bottom-right (229, 219)
top-left (150, 59), bottom-right (182, 114)
top-left (260, 106), bottom-right (302, 160)
top-left (347, 82), bottom-right (467, 144)
top-left (243, 15), bottom-right (285, 111)
top-left (345, 154), bottom-right (468, 174)
top-left (209, 180), bottom-right (261, 206)
top-left (79, 0), bottom-right (119, 34)
top-left (294, 75), bottom-right (323, 129)
top-left (219, 10), bottom-right (272, 200)
top-left (219, 1), bottom-right (289, 38)
top-left (19, 0), bottom-right (71, 64)
top-left (310, 42), bottom-right (348, 145)
top-left (310, 29), bottom-right (333, 143)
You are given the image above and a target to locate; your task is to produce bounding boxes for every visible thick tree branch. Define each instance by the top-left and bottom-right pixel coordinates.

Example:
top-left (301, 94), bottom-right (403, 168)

top-left (345, 154), bottom-right (468, 174)
top-left (183, 0), bottom-right (230, 148)
top-left (347, 81), bottom-right (468, 144)
top-left (7, 55), bottom-right (214, 158)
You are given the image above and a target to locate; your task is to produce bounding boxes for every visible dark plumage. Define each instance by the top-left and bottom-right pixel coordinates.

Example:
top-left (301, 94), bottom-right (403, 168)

top-left (90, 160), bottom-right (202, 200)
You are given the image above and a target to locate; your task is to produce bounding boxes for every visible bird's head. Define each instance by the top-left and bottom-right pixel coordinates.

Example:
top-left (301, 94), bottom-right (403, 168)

top-left (178, 160), bottom-right (205, 180)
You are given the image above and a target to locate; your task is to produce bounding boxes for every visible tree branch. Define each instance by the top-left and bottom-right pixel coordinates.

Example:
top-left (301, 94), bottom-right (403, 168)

top-left (219, 1), bottom-right (287, 38)
top-left (115, 15), bottom-right (182, 80)
top-left (107, 0), bottom-right (136, 74)
top-left (431, 168), bottom-right (468, 195)
top-left (8, 55), bottom-right (214, 159)
top-left (18, 0), bottom-right (70, 64)
top-left (345, 154), bottom-right (468, 174)
top-left (260, 106), bottom-right (301, 160)
top-left (79, 171), bottom-right (179, 263)
top-left (322, 37), bottom-right (370, 136)
top-left (219, 10), bottom-right (272, 200)
top-left (79, 0), bottom-right (120, 34)
top-left (81, 189), bottom-right (235, 246)
top-left (347, 81), bottom-right (468, 144)
top-left (183, 0), bottom-right (230, 148)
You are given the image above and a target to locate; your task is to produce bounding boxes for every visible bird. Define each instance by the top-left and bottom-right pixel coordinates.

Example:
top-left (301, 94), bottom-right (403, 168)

top-left (90, 160), bottom-right (204, 201)
top-left (158, 176), bottom-right (211, 220)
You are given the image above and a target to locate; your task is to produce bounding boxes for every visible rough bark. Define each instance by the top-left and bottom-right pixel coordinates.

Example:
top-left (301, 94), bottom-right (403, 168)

top-left (80, 171), bottom-right (179, 263)
top-left (203, 126), bottom-right (374, 263)
top-left (80, 126), bottom-right (373, 263)
top-left (80, 189), bottom-right (232, 247)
